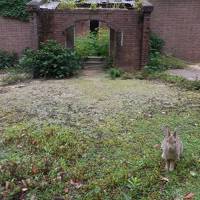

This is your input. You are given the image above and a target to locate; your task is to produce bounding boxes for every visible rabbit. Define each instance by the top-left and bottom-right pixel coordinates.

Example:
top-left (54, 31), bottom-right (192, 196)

top-left (161, 127), bottom-right (183, 171)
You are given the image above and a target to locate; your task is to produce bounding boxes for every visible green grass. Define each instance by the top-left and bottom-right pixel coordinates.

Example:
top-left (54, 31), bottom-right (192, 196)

top-left (1, 107), bottom-right (200, 199)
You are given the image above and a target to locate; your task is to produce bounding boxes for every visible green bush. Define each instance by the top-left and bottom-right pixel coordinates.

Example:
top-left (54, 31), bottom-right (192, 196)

top-left (0, 50), bottom-right (17, 69)
top-left (145, 33), bottom-right (186, 73)
top-left (75, 28), bottom-right (109, 58)
top-left (108, 68), bottom-right (123, 79)
top-left (19, 40), bottom-right (81, 79)
top-left (150, 33), bottom-right (165, 54)
top-left (0, 0), bottom-right (30, 21)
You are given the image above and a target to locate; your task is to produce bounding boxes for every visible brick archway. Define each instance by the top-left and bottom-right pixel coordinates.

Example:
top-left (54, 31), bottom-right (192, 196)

top-left (28, 1), bottom-right (153, 71)
top-left (64, 19), bottom-right (121, 65)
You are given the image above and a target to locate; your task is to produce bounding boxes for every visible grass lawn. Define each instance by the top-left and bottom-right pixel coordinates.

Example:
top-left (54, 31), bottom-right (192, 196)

top-left (0, 74), bottom-right (200, 199)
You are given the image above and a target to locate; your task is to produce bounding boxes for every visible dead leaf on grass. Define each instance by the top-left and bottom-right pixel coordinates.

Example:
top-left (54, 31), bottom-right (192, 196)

top-left (190, 171), bottom-right (197, 177)
top-left (64, 188), bottom-right (69, 193)
top-left (70, 179), bottom-right (83, 189)
top-left (31, 165), bottom-right (38, 174)
top-left (184, 192), bottom-right (195, 200)
top-left (160, 176), bottom-right (169, 182)
top-left (5, 181), bottom-right (10, 190)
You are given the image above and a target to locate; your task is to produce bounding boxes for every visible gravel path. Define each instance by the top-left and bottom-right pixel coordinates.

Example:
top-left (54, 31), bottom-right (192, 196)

top-left (168, 64), bottom-right (200, 81)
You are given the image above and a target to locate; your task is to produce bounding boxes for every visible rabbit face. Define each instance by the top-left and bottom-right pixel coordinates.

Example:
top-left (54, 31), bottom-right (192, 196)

top-left (166, 133), bottom-right (177, 151)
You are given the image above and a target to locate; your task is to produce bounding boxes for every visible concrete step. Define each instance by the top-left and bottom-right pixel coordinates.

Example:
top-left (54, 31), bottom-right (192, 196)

top-left (84, 64), bottom-right (105, 69)
top-left (84, 60), bottom-right (106, 65)
top-left (86, 56), bottom-right (105, 62)
top-left (83, 56), bottom-right (106, 68)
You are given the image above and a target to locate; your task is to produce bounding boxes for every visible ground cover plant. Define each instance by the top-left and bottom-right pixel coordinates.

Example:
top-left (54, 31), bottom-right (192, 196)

top-left (0, 75), bottom-right (200, 199)
top-left (0, 50), bottom-right (17, 70)
top-left (75, 28), bottom-right (109, 59)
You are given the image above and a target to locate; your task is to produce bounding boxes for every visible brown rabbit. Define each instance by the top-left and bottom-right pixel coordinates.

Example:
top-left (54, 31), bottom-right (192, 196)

top-left (161, 127), bottom-right (183, 171)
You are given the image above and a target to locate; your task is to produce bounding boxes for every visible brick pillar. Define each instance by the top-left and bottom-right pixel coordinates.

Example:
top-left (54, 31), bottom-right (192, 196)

top-left (31, 13), bottom-right (39, 50)
top-left (140, 2), bottom-right (154, 69)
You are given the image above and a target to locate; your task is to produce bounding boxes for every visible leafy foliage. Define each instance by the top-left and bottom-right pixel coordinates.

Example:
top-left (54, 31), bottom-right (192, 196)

top-left (150, 33), bottom-right (165, 54)
top-left (0, 0), bottom-right (30, 21)
top-left (145, 33), bottom-right (186, 73)
top-left (0, 50), bottom-right (17, 69)
top-left (58, 0), bottom-right (77, 9)
top-left (108, 67), bottom-right (123, 79)
top-left (19, 40), bottom-right (81, 79)
top-left (75, 28), bottom-right (109, 58)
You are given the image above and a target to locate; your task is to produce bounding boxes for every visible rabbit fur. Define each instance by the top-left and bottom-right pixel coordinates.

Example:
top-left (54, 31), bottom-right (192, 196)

top-left (161, 127), bottom-right (183, 171)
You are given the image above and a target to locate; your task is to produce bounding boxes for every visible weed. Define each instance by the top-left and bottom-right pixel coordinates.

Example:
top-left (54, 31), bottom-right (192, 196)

top-left (108, 67), bottom-right (123, 79)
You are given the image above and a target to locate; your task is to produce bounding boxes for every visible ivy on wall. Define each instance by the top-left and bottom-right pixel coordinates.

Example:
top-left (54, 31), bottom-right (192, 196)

top-left (0, 0), bottom-right (31, 21)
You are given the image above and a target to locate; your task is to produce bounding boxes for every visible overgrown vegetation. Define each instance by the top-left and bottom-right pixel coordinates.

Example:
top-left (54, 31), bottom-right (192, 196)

top-left (1, 67), bottom-right (32, 85)
top-left (19, 40), bottom-right (81, 79)
top-left (0, 0), bottom-right (30, 21)
top-left (137, 33), bottom-right (200, 91)
top-left (75, 28), bottom-right (109, 59)
top-left (146, 73), bottom-right (200, 91)
top-left (0, 50), bottom-right (17, 69)
top-left (108, 67), bottom-right (123, 79)
top-left (58, 0), bottom-right (77, 9)
top-left (144, 33), bottom-right (187, 74)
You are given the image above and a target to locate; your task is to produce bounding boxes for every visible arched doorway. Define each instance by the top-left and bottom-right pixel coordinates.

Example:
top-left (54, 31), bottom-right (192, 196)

top-left (65, 19), bottom-right (122, 67)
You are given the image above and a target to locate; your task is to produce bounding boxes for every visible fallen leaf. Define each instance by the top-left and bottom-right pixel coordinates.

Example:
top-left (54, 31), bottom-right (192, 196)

top-left (64, 188), bottom-right (69, 193)
top-left (22, 187), bottom-right (28, 192)
top-left (31, 140), bottom-right (37, 145)
top-left (21, 179), bottom-right (27, 188)
top-left (31, 165), bottom-right (38, 174)
top-left (160, 176), bottom-right (169, 182)
top-left (184, 192), bottom-right (195, 199)
top-left (190, 171), bottom-right (197, 177)
top-left (5, 181), bottom-right (10, 190)
top-left (70, 179), bottom-right (83, 189)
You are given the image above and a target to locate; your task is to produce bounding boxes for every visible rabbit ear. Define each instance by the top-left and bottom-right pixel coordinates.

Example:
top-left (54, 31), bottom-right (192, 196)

top-left (162, 126), bottom-right (170, 137)
top-left (173, 131), bottom-right (177, 138)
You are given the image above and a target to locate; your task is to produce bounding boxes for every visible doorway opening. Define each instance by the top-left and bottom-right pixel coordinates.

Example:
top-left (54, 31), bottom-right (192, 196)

top-left (90, 20), bottom-right (99, 33)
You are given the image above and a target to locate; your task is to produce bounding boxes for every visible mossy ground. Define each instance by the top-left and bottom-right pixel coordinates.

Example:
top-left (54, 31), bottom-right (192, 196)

top-left (0, 74), bottom-right (200, 199)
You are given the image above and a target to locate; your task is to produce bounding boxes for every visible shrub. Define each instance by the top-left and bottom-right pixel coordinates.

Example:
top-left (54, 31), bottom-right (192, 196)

top-left (0, 0), bottom-right (30, 21)
top-left (75, 28), bottom-right (109, 58)
top-left (19, 40), bottom-right (81, 79)
top-left (108, 68), bottom-right (123, 79)
top-left (145, 33), bottom-right (186, 73)
top-left (150, 33), bottom-right (165, 54)
top-left (0, 50), bottom-right (17, 69)
top-left (58, 0), bottom-right (77, 9)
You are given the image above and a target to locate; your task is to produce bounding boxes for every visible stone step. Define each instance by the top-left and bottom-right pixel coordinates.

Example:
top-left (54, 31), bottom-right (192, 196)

top-left (83, 56), bottom-right (106, 68)
top-left (84, 60), bottom-right (106, 65)
top-left (86, 56), bottom-right (105, 62)
top-left (84, 64), bottom-right (105, 69)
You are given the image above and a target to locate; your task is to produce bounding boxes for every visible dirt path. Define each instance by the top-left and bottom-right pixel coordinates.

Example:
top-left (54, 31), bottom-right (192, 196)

top-left (168, 64), bottom-right (200, 80)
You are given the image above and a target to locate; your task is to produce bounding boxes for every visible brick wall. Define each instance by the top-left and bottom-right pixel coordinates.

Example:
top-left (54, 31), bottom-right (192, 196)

top-left (75, 20), bottom-right (90, 36)
top-left (150, 0), bottom-right (200, 62)
top-left (0, 17), bottom-right (35, 55)
top-left (38, 8), bottom-right (151, 70)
